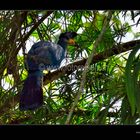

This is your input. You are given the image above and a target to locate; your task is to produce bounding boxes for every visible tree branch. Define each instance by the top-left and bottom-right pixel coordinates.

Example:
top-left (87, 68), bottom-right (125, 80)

top-left (15, 11), bottom-right (53, 54)
top-left (44, 39), bottom-right (140, 85)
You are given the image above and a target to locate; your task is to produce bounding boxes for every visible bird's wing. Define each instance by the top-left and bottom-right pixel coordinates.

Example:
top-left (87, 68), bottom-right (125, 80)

top-left (30, 41), bottom-right (53, 65)
top-left (34, 41), bottom-right (65, 62)
top-left (27, 41), bottom-right (65, 70)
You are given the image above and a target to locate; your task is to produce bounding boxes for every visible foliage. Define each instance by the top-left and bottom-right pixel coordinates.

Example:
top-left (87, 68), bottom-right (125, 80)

top-left (125, 45), bottom-right (140, 116)
top-left (0, 10), bottom-right (140, 124)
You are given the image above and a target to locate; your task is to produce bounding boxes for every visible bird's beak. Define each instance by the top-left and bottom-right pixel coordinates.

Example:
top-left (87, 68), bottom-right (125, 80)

top-left (67, 39), bottom-right (76, 45)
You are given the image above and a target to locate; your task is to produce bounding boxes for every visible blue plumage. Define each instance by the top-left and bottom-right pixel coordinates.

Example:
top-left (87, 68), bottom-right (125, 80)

top-left (19, 32), bottom-right (77, 111)
top-left (26, 41), bottom-right (66, 70)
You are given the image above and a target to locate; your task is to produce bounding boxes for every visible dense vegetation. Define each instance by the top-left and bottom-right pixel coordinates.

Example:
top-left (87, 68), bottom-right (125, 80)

top-left (0, 10), bottom-right (140, 124)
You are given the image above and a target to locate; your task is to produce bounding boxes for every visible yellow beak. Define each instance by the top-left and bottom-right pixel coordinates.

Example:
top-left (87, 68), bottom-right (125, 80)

top-left (67, 39), bottom-right (75, 45)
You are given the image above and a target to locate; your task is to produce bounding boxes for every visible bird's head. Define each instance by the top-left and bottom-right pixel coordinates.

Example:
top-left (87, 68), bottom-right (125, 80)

top-left (59, 32), bottom-right (77, 45)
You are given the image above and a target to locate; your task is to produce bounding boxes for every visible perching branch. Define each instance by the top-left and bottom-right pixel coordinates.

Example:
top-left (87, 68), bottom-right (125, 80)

top-left (65, 11), bottom-right (113, 124)
top-left (43, 39), bottom-right (140, 85)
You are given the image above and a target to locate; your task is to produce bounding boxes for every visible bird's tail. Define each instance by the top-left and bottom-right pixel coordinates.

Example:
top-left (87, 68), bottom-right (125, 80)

top-left (19, 71), bottom-right (43, 111)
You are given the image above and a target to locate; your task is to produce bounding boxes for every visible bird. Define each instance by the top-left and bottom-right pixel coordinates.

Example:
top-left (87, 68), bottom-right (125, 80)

top-left (19, 31), bottom-right (77, 111)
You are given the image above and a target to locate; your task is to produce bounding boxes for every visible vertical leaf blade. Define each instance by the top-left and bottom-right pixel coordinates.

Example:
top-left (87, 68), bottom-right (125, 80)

top-left (125, 45), bottom-right (140, 116)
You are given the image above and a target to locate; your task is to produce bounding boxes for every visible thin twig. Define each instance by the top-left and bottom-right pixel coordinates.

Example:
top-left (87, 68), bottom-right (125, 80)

top-left (15, 11), bottom-right (53, 55)
top-left (65, 11), bottom-right (113, 124)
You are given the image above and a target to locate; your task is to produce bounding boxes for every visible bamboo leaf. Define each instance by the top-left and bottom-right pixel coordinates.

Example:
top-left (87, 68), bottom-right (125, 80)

top-left (133, 61), bottom-right (140, 114)
top-left (125, 45), bottom-right (140, 116)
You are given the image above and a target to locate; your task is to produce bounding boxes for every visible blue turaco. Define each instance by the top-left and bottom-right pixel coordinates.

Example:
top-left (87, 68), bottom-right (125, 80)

top-left (19, 32), bottom-right (77, 111)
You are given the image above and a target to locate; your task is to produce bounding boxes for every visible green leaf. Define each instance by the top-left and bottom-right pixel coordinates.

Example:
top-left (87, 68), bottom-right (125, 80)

top-left (133, 61), bottom-right (140, 114)
top-left (125, 45), bottom-right (140, 116)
